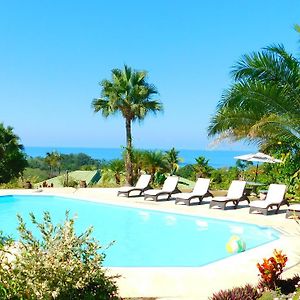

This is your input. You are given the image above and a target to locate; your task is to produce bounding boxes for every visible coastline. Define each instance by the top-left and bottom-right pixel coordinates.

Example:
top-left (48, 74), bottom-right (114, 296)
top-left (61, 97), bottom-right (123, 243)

top-left (24, 146), bottom-right (254, 169)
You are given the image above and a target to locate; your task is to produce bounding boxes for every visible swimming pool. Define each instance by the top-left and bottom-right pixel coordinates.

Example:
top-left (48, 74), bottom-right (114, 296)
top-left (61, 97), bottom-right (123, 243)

top-left (0, 194), bottom-right (279, 267)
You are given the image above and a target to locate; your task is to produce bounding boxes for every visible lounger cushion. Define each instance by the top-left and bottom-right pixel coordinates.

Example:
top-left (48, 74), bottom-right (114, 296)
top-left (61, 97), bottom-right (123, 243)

top-left (210, 196), bottom-right (230, 202)
top-left (144, 189), bottom-right (167, 195)
top-left (287, 204), bottom-right (300, 212)
top-left (249, 200), bottom-right (269, 209)
top-left (118, 186), bottom-right (135, 192)
top-left (173, 192), bottom-right (199, 200)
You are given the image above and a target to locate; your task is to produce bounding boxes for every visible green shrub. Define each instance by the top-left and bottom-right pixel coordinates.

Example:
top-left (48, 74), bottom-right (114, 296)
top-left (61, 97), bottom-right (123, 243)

top-left (59, 174), bottom-right (79, 187)
top-left (209, 284), bottom-right (261, 300)
top-left (0, 212), bottom-right (120, 299)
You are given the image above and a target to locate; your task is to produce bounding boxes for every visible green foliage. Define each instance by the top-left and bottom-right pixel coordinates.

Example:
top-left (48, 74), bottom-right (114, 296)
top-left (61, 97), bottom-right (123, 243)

top-left (45, 151), bottom-right (62, 177)
top-left (0, 123), bottom-right (28, 184)
top-left (175, 164), bottom-right (195, 180)
top-left (27, 153), bottom-right (106, 175)
top-left (0, 212), bottom-right (120, 299)
top-left (257, 291), bottom-right (274, 300)
top-left (0, 178), bottom-right (24, 189)
top-left (210, 167), bottom-right (239, 189)
top-left (209, 284), bottom-right (260, 300)
top-left (59, 174), bottom-right (79, 187)
top-left (23, 168), bottom-right (49, 183)
top-left (164, 147), bottom-right (183, 175)
top-left (99, 159), bottom-right (125, 185)
top-left (193, 156), bottom-right (213, 178)
top-left (142, 150), bottom-right (168, 185)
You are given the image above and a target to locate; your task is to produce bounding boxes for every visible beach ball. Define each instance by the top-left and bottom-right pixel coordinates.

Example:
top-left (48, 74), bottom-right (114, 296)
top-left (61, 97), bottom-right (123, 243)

top-left (226, 235), bottom-right (246, 254)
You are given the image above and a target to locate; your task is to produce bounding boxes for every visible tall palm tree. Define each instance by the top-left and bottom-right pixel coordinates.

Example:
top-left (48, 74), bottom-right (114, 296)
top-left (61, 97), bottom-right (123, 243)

top-left (92, 65), bottom-right (163, 185)
top-left (208, 44), bottom-right (300, 149)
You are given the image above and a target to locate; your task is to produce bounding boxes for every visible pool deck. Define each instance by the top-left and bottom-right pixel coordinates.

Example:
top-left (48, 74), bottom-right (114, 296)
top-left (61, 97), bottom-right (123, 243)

top-left (1, 187), bottom-right (300, 299)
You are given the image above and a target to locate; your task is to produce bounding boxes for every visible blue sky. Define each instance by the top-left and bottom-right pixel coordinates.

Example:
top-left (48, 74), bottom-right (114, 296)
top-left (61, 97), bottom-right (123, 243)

top-left (0, 1), bottom-right (299, 150)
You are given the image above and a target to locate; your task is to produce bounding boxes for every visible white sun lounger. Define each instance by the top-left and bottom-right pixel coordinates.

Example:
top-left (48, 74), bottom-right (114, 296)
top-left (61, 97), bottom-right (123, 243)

top-left (249, 184), bottom-right (289, 215)
top-left (117, 174), bottom-right (151, 197)
top-left (144, 176), bottom-right (179, 201)
top-left (209, 180), bottom-right (248, 210)
top-left (174, 178), bottom-right (212, 205)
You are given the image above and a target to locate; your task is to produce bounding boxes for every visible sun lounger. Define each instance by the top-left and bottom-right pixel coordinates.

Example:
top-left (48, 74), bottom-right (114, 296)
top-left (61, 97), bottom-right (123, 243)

top-left (286, 204), bottom-right (300, 219)
top-left (209, 180), bottom-right (248, 210)
top-left (174, 178), bottom-right (212, 205)
top-left (249, 184), bottom-right (289, 215)
top-left (144, 176), bottom-right (179, 201)
top-left (117, 174), bottom-right (151, 197)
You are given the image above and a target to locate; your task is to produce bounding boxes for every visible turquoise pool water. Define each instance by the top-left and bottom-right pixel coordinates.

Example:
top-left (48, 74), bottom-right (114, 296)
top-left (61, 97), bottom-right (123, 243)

top-left (0, 195), bottom-right (279, 267)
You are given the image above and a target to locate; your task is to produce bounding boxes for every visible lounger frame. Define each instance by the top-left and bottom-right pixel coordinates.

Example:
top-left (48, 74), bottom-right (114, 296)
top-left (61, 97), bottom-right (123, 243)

top-left (209, 194), bottom-right (250, 210)
top-left (144, 191), bottom-right (174, 202)
top-left (249, 199), bottom-right (289, 215)
top-left (175, 191), bottom-right (213, 206)
top-left (144, 176), bottom-right (179, 202)
top-left (117, 186), bottom-right (149, 197)
top-left (117, 174), bottom-right (151, 198)
top-left (286, 207), bottom-right (300, 219)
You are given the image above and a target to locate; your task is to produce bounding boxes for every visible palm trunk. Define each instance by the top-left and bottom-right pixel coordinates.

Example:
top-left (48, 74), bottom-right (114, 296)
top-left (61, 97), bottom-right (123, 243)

top-left (125, 118), bottom-right (133, 185)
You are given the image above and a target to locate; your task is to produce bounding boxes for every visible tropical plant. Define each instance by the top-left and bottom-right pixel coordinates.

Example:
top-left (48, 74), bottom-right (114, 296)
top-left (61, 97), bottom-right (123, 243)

top-left (0, 212), bottom-right (120, 299)
top-left (165, 147), bottom-right (183, 175)
top-left (98, 159), bottom-right (125, 186)
top-left (193, 156), bottom-right (212, 179)
top-left (257, 249), bottom-right (288, 290)
top-left (0, 123), bottom-right (28, 184)
top-left (210, 167), bottom-right (239, 190)
top-left (142, 150), bottom-right (168, 184)
top-left (108, 159), bottom-right (125, 185)
top-left (209, 284), bottom-right (260, 300)
top-left (208, 40), bottom-right (300, 149)
top-left (44, 151), bottom-right (62, 177)
top-left (92, 65), bottom-right (163, 185)
top-left (175, 164), bottom-right (195, 180)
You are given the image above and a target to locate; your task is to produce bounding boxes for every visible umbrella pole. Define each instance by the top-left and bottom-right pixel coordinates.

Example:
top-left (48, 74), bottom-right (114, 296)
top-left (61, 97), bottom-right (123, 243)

top-left (254, 163), bottom-right (258, 182)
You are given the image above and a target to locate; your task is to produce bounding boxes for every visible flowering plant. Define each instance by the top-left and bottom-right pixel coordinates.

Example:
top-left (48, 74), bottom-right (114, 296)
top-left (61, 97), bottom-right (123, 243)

top-left (257, 249), bottom-right (288, 289)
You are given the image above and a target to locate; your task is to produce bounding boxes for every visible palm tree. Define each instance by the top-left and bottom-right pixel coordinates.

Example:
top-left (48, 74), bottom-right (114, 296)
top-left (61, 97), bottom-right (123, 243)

top-left (165, 147), bottom-right (183, 175)
top-left (92, 65), bottom-right (163, 185)
top-left (208, 43), bottom-right (300, 149)
top-left (193, 156), bottom-right (212, 179)
top-left (45, 151), bottom-right (62, 178)
top-left (0, 123), bottom-right (27, 183)
top-left (108, 159), bottom-right (125, 185)
top-left (143, 150), bottom-right (168, 182)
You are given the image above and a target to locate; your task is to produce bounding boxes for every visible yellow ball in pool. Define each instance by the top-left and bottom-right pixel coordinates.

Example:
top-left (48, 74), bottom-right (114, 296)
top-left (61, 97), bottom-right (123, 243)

top-left (226, 235), bottom-right (246, 254)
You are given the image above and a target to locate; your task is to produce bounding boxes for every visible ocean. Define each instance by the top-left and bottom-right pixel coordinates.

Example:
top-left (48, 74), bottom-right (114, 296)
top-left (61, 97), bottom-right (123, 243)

top-left (24, 147), bottom-right (251, 169)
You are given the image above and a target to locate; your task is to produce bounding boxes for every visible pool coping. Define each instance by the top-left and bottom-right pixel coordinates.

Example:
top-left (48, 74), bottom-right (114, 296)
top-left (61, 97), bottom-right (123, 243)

top-left (1, 188), bottom-right (300, 299)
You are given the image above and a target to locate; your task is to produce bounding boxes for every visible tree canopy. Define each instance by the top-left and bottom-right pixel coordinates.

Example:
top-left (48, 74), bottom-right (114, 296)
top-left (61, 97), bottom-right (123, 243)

top-left (208, 43), bottom-right (300, 150)
top-left (0, 123), bottom-right (27, 183)
top-left (92, 65), bottom-right (163, 185)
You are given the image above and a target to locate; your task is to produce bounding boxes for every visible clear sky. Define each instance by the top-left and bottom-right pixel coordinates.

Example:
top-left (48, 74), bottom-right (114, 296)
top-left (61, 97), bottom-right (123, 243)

top-left (0, 0), bottom-right (299, 150)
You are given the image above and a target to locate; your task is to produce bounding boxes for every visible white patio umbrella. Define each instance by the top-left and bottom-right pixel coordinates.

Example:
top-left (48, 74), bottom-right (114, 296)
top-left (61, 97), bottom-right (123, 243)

top-left (234, 152), bottom-right (282, 182)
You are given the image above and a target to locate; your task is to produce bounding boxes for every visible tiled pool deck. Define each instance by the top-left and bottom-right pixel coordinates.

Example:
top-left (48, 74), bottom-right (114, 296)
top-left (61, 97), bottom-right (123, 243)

top-left (1, 187), bottom-right (300, 299)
